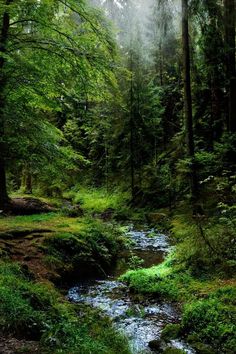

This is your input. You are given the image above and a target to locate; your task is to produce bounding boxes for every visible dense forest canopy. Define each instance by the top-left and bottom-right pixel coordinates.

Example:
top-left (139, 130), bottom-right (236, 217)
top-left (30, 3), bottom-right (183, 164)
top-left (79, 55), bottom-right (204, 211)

top-left (0, 0), bottom-right (235, 211)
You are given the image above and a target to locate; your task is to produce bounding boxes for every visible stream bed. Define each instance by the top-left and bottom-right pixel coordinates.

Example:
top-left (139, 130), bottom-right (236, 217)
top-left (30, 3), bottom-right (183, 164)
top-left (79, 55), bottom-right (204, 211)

top-left (68, 226), bottom-right (195, 354)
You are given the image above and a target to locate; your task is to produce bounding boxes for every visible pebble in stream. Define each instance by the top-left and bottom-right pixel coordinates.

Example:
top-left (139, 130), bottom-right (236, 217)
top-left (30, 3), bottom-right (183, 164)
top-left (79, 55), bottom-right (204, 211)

top-left (68, 227), bottom-right (195, 354)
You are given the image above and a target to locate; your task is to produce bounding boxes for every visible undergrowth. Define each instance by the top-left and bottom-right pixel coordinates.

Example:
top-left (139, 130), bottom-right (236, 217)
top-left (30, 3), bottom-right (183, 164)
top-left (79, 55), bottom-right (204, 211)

top-left (0, 261), bottom-right (131, 354)
top-left (43, 218), bottom-right (125, 280)
top-left (64, 186), bottom-right (131, 217)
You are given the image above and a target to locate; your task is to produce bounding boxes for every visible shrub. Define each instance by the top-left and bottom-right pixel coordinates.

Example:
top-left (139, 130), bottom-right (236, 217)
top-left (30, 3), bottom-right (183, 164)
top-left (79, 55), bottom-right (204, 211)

top-left (182, 287), bottom-right (236, 353)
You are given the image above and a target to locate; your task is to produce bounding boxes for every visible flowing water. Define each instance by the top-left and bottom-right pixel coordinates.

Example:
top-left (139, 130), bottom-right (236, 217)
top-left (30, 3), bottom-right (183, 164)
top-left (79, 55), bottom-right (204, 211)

top-left (68, 226), bottom-right (195, 354)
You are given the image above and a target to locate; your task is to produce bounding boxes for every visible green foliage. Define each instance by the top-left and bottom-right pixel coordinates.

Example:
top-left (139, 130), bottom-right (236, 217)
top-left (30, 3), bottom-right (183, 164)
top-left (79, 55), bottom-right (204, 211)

top-left (127, 255), bottom-right (144, 270)
top-left (65, 186), bottom-right (130, 217)
top-left (182, 287), bottom-right (236, 353)
top-left (171, 212), bottom-right (236, 275)
top-left (0, 261), bottom-right (58, 338)
top-left (125, 305), bottom-right (145, 318)
top-left (120, 255), bottom-right (176, 296)
top-left (161, 324), bottom-right (181, 341)
top-left (0, 260), bottom-right (131, 354)
top-left (44, 218), bottom-right (125, 277)
top-left (122, 248), bottom-right (236, 354)
top-left (2, 0), bottom-right (119, 198)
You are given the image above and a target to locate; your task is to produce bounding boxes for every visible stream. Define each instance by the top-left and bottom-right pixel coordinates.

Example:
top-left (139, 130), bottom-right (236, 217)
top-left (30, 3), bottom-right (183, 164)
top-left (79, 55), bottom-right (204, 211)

top-left (68, 226), bottom-right (195, 354)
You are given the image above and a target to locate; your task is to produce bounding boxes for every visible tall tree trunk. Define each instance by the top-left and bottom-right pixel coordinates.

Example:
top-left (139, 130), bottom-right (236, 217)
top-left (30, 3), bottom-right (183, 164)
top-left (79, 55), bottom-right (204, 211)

top-left (130, 65), bottom-right (135, 201)
top-left (21, 164), bottom-right (33, 195)
top-left (224, 0), bottom-right (236, 132)
top-left (182, 0), bottom-right (198, 201)
top-left (0, 1), bottom-right (13, 211)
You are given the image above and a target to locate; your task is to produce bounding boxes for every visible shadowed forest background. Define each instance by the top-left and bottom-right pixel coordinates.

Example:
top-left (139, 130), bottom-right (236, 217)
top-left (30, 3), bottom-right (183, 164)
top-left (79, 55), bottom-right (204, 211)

top-left (0, 1), bottom-right (235, 354)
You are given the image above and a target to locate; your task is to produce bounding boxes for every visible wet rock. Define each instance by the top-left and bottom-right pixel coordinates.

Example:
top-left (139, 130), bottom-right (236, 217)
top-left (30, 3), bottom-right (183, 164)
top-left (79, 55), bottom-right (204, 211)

top-left (100, 208), bottom-right (115, 221)
top-left (148, 339), bottom-right (163, 351)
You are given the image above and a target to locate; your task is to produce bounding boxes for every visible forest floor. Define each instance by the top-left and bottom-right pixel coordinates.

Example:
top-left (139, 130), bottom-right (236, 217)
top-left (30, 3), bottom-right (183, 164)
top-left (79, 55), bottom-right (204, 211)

top-left (0, 192), bottom-right (132, 354)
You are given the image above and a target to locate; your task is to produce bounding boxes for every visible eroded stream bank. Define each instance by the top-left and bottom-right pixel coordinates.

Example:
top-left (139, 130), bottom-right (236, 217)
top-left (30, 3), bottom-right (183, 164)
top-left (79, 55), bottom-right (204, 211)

top-left (68, 226), bottom-right (195, 354)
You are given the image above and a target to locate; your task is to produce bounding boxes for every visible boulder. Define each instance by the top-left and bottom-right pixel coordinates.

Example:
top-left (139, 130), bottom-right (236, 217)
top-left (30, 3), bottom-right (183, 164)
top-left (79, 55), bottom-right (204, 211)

top-left (9, 197), bottom-right (56, 215)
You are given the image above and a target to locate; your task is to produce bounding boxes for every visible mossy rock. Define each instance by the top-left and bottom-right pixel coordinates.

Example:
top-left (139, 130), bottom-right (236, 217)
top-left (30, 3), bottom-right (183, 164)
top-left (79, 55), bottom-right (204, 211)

top-left (161, 324), bottom-right (181, 341)
top-left (163, 348), bottom-right (185, 354)
top-left (187, 333), bottom-right (201, 344)
top-left (191, 342), bottom-right (216, 354)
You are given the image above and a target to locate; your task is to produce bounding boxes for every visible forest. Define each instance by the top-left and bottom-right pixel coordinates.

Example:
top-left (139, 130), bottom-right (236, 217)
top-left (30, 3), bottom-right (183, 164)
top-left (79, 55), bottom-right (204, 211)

top-left (0, 0), bottom-right (235, 353)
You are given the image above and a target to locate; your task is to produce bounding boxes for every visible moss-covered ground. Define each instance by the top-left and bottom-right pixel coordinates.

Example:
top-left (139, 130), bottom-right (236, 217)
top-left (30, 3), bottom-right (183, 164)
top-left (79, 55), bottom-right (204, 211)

top-left (0, 261), bottom-right (131, 354)
top-left (0, 190), bottom-right (131, 354)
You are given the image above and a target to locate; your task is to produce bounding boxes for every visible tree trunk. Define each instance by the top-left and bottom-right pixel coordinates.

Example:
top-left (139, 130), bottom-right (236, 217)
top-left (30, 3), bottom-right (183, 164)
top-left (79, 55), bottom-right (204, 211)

top-left (0, 1), bottom-right (13, 211)
top-left (224, 0), bottom-right (236, 132)
top-left (229, 78), bottom-right (236, 132)
top-left (130, 66), bottom-right (135, 201)
top-left (21, 165), bottom-right (33, 195)
top-left (182, 0), bottom-right (198, 201)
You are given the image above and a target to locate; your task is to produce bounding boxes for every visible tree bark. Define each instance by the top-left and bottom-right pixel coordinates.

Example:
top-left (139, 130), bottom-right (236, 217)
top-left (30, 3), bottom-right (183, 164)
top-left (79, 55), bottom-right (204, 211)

top-left (21, 165), bottom-right (33, 195)
top-left (182, 0), bottom-right (198, 201)
top-left (130, 60), bottom-right (135, 201)
top-left (224, 0), bottom-right (236, 132)
top-left (0, 1), bottom-right (13, 210)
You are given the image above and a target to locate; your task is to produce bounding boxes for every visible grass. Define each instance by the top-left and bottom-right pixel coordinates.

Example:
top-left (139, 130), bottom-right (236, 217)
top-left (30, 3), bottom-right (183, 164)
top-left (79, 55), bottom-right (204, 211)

top-left (64, 186), bottom-right (130, 216)
top-left (122, 259), bottom-right (236, 353)
top-left (0, 261), bottom-right (131, 354)
top-left (121, 253), bottom-right (236, 353)
top-left (42, 218), bottom-right (125, 279)
top-left (0, 212), bottom-right (82, 234)
top-left (0, 211), bottom-right (127, 283)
